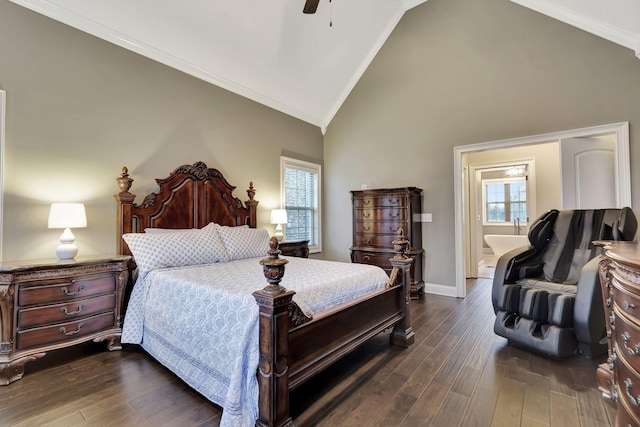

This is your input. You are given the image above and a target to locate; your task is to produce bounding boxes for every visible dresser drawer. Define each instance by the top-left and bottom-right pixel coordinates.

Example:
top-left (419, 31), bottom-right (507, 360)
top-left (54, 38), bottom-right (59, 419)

top-left (354, 234), bottom-right (396, 249)
top-left (355, 220), bottom-right (408, 235)
top-left (351, 251), bottom-right (392, 270)
top-left (615, 307), bottom-right (640, 373)
top-left (16, 312), bottom-right (115, 350)
top-left (18, 273), bottom-right (116, 307)
top-left (353, 196), bottom-right (405, 208)
top-left (355, 208), bottom-right (407, 221)
top-left (615, 343), bottom-right (640, 424)
top-left (18, 294), bottom-right (116, 329)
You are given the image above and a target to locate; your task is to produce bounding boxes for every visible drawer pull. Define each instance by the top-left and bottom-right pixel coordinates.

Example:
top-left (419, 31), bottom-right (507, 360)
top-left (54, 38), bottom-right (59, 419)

top-left (388, 199), bottom-right (399, 205)
top-left (61, 284), bottom-right (85, 296)
top-left (606, 297), bottom-right (611, 307)
top-left (362, 256), bottom-right (370, 261)
top-left (624, 301), bottom-right (636, 311)
top-left (389, 212), bottom-right (400, 219)
top-left (389, 226), bottom-right (399, 233)
top-left (363, 239), bottom-right (371, 245)
top-left (59, 323), bottom-right (83, 336)
top-left (625, 378), bottom-right (640, 406)
top-left (363, 199), bottom-right (371, 205)
top-left (363, 225), bottom-right (370, 231)
top-left (610, 311), bottom-right (616, 325)
top-left (622, 332), bottom-right (640, 356)
top-left (363, 212), bottom-right (371, 219)
top-left (60, 305), bottom-right (84, 316)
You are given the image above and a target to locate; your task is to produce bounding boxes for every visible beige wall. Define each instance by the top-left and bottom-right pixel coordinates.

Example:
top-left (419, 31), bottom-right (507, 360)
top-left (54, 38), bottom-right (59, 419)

top-left (324, 0), bottom-right (640, 290)
top-left (0, 1), bottom-right (323, 261)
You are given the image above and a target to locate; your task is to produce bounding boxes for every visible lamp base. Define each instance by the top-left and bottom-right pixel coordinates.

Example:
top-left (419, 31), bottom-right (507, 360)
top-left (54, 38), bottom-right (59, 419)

top-left (56, 243), bottom-right (78, 260)
top-left (56, 228), bottom-right (78, 259)
top-left (274, 231), bottom-right (284, 242)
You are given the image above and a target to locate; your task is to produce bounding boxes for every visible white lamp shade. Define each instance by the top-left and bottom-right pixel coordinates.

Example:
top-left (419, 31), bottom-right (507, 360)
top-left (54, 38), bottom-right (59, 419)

top-left (270, 209), bottom-right (288, 225)
top-left (48, 203), bottom-right (87, 229)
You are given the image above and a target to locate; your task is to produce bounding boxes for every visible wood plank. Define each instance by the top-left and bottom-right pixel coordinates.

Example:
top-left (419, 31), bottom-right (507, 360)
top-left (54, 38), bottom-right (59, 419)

top-left (491, 377), bottom-right (525, 427)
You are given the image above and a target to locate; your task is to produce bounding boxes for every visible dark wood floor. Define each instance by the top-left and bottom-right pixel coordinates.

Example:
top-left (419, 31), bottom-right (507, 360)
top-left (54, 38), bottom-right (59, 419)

top-left (0, 278), bottom-right (615, 426)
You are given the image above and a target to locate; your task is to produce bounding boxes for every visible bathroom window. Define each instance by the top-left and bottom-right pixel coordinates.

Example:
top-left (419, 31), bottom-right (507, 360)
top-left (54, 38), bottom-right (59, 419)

top-left (483, 177), bottom-right (527, 225)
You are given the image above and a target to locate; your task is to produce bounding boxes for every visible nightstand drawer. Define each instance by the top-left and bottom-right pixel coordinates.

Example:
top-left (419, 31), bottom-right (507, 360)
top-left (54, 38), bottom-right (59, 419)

top-left (18, 274), bottom-right (116, 306)
top-left (16, 312), bottom-right (115, 350)
top-left (18, 294), bottom-right (116, 329)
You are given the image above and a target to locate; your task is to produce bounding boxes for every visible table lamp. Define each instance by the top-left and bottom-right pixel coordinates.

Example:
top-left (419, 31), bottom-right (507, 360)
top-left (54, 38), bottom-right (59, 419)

top-left (48, 203), bottom-right (87, 259)
top-left (270, 209), bottom-right (288, 241)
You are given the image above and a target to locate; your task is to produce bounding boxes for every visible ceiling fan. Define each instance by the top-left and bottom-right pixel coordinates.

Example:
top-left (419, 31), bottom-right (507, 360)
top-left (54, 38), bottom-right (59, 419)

top-left (303, 0), bottom-right (320, 14)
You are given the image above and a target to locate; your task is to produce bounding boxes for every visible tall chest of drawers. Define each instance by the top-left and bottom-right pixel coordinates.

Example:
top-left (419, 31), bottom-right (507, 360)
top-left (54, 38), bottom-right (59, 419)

top-left (0, 255), bottom-right (130, 385)
top-left (597, 241), bottom-right (640, 426)
top-left (350, 187), bottom-right (424, 299)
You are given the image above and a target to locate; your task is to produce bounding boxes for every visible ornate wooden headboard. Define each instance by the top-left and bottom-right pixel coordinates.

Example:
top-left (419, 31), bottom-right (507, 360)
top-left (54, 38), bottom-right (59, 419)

top-left (114, 161), bottom-right (259, 255)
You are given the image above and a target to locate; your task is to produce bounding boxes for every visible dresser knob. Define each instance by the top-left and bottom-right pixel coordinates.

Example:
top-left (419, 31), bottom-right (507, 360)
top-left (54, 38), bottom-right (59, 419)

top-left (363, 225), bottom-right (370, 231)
top-left (389, 212), bottom-right (400, 218)
top-left (388, 198), bottom-right (399, 205)
top-left (625, 378), bottom-right (640, 406)
top-left (363, 256), bottom-right (370, 261)
top-left (363, 239), bottom-right (371, 245)
top-left (364, 199), bottom-right (371, 205)
top-left (59, 323), bottom-right (84, 336)
top-left (61, 284), bottom-right (85, 296)
top-left (624, 301), bottom-right (636, 311)
top-left (363, 212), bottom-right (371, 219)
top-left (622, 331), bottom-right (640, 356)
top-left (60, 305), bottom-right (84, 316)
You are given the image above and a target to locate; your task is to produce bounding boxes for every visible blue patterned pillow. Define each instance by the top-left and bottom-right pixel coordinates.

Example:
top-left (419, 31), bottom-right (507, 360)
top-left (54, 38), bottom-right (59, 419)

top-left (123, 222), bottom-right (229, 274)
top-left (216, 224), bottom-right (270, 260)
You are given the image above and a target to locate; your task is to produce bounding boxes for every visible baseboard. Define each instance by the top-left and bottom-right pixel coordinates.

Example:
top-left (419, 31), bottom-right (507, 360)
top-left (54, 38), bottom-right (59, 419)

top-left (424, 283), bottom-right (458, 298)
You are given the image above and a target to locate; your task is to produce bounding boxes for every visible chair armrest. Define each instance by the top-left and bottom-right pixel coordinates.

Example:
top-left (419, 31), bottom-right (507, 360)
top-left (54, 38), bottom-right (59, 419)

top-left (573, 255), bottom-right (606, 354)
top-left (491, 246), bottom-right (537, 312)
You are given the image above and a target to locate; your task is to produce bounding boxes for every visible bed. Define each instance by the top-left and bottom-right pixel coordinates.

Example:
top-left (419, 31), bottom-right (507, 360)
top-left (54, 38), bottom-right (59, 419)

top-left (114, 161), bottom-right (415, 427)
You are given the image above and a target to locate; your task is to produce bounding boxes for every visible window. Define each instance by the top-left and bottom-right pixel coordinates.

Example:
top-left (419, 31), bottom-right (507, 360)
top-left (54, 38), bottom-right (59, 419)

top-left (281, 156), bottom-right (321, 252)
top-left (483, 177), bottom-right (527, 225)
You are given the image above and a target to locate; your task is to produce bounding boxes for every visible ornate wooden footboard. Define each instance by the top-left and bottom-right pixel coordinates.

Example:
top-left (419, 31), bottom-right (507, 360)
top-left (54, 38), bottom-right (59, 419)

top-left (114, 162), bottom-right (414, 426)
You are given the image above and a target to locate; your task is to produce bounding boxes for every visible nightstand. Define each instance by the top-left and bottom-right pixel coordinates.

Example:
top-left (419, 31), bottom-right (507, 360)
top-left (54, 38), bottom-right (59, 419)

top-left (278, 240), bottom-right (310, 258)
top-left (0, 254), bottom-right (130, 385)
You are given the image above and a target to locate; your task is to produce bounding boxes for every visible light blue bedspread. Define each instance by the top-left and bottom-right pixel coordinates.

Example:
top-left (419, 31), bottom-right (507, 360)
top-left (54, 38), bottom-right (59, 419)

top-left (122, 257), bottom-right (388, 427)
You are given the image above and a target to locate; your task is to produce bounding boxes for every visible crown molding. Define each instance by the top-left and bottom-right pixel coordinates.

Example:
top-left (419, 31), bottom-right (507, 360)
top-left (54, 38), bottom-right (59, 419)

top-left (511, 0), bottom-right (640, 58)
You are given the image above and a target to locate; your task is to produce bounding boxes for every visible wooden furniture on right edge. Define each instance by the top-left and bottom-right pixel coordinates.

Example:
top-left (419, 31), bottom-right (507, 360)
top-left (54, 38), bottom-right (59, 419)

top-left (597, 241), bottom-right (640, 426)
top-left (350, 187), bottom-right (425, 299)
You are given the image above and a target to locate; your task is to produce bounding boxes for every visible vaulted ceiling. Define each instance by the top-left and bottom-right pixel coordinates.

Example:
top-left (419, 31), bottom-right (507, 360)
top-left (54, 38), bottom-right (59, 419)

top-left (9, 0), bottom-right (640, 133)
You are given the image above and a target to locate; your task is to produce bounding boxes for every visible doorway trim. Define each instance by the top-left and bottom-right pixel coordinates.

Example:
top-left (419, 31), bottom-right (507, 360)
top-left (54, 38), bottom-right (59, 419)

top-left (453, 121), bottom-right (630, 298)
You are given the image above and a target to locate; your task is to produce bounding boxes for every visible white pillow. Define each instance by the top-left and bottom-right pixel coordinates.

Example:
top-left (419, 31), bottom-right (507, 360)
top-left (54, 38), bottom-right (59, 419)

top-left (216, 224), bottom-right (271, 260)
top-left (123, 222), bottom-right (229, 275)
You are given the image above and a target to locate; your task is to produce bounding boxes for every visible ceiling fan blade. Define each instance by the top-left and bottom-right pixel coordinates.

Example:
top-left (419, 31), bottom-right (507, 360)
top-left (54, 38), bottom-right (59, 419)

top-left (303, 0), bottom-right (320, 14)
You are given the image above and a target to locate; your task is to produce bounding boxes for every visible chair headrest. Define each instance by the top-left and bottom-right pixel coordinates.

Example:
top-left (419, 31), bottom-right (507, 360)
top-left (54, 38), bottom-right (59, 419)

top-left (527, 209), bottom-right (558, 251)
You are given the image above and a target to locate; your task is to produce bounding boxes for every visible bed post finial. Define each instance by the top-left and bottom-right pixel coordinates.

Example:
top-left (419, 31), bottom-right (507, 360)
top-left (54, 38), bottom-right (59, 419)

top-left (246, 181), bottom-right (258, 228)
top-left (253, 237), bottom-right (295, 427)
top-left (116, 167), bottom-right (134, 194)
top-left (114, 167), bottom-right (136, 255)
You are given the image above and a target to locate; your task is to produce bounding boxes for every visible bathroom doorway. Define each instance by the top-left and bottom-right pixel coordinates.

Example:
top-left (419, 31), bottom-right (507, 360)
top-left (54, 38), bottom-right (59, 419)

top-left (454, 122), bottom-right (631, 298)
top-left (468, 159), bottom-right (537, 279)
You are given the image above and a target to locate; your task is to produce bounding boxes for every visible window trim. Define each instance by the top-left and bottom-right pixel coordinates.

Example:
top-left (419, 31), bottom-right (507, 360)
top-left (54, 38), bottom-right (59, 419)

top-left (280, 156), bottom-right (322, 253)
top-left (481, 176), bottom-right (528, 226)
